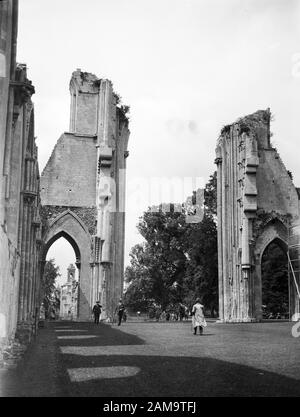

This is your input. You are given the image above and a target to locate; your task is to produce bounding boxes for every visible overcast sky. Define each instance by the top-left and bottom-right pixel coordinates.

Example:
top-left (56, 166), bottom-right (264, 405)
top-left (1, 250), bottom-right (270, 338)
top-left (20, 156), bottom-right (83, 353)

top-left (17, 0), bottom-right (300, 284)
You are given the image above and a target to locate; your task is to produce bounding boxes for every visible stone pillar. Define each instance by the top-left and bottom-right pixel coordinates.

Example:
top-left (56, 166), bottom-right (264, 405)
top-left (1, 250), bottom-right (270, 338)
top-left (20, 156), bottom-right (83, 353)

top-left (288, 220), bottom-right (300, 321)
top-left (17, 195), bottom-right (32, 342)
top-left (101, 264), bottom-right (110, 319)
top-left (18, 196), bottom-right (29, 322)
top-left (221, 141), bottom-right (229, 320)
top-left (215, 153), bottom-right (224, 320)
top-left (216, 111), bottom-right (269, 322)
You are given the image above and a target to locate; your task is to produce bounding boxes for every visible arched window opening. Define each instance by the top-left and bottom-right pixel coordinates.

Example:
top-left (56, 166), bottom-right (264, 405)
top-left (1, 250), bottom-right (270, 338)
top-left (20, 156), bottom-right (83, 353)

top-left (41, 237), bottom-right (79, 322)
top-left (261, 239), bottom-right (289, 319)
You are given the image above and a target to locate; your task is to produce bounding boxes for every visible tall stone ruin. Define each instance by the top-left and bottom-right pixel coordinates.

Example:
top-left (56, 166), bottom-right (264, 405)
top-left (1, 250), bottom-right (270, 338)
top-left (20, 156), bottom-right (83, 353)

top-left (215, 109), bottom-right (300, 322)
top-left (0, 0), bottom-right (42, 361)
top-left (40, 70), bottom-right (130, 321)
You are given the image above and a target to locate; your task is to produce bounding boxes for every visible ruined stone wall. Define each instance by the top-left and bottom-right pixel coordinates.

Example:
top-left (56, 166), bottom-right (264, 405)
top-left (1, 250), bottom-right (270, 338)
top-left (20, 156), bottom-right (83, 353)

top-left (93, 79), bottom-right (130, 319)
top-left (0, 0), bottom-right (42, 363)
top-left (40, 133), bottom-right (97, 207)
top-left (69, 71), bottom-right (99, 135)
top-left (40, 129), bottom-right (99, 319)
top-left (0, 0), bottom-right (17, 209)
top-left (41, 206), bottom-right (97, 236)
top-left (0, 0), bottom-right (22, 364)
top-left (16, 91), bottom-right (42, 343)
top-left (256, 150), bottom-right (299, 215)
top-left (109, 109), bottom-right (129, 315)
top-left (41, 70), bottom-right (129, 321)
top-left (216, 109), bottom-right (300, 322)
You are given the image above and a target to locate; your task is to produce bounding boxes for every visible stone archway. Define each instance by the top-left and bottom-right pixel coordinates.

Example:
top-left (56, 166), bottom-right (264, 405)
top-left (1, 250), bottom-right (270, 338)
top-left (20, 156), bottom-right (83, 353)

top-left (41, 210), bottom-right (92, 320)
top-left (43, 230), bottom-right (81, 268)
top-left (260, 238), bottom-right (289, 319)
top-left (253, 219), bottom-right (289, 320)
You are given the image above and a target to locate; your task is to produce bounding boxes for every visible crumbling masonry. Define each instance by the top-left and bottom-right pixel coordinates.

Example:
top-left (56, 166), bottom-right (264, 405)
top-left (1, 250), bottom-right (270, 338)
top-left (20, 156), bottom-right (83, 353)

top-left (0, 1), bottom-right (129, 366)
top-left (215, 109), bottom-right (300, 322)
top-left (40, 70), bottom-right (130, 321)
top-left (0, 0), bottom-right (42, 363)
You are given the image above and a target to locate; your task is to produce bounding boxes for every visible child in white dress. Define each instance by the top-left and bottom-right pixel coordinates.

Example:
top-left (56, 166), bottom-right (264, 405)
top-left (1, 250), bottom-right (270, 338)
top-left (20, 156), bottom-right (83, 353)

top-left (192, 298), bottom-right (207, 335)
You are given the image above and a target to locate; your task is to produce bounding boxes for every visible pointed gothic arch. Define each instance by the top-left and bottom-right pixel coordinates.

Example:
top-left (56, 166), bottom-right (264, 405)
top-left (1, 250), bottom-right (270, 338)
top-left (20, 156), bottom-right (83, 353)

top-left (253, 218), bottom-right (289, 320)
top-left (260, 236), bottom-right (289, 319)
top-left (256, 219), bottom-right (288, 265)
top-left (42, 230), bottom-right (81, 267)
top-left (41, 209), bottom-right (92, 320)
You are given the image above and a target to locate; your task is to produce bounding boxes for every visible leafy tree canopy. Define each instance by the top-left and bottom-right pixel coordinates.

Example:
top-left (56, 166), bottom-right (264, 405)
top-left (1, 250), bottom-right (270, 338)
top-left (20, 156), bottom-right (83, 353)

top-left (261, 242), bottom-right (288, 317)
top-left (41, 259), bottom-right (61, 318)
top-left (124, 173), bottom-right (218, 316)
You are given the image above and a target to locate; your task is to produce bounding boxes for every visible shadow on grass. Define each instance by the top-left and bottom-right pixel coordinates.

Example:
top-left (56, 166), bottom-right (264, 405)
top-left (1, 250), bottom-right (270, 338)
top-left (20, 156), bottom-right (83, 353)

top-left (53, 321), bottom-right (145, 347)
top-left (3, 321), bottom-right (300, 397)
top-left (56, 353), bottom-right (300, 397)
top-left (53, 322), bottom-right (300, 397)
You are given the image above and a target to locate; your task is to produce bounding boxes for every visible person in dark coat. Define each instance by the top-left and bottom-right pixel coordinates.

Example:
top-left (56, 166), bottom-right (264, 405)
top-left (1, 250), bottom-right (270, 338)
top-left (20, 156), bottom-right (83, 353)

top-left (115, 299), bottom-right (125, 326)
top-left (92, 301), bottom-right (102, 324)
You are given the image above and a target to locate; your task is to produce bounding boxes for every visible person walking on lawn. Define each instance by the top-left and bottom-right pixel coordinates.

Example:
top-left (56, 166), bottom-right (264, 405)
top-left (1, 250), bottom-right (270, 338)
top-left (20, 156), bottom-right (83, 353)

top-left (191, 298), bottom-right (207, 335)
top-left (115, 299), bottom-right (125, 326)
top-left (92, 301), bottom-right (102, 325)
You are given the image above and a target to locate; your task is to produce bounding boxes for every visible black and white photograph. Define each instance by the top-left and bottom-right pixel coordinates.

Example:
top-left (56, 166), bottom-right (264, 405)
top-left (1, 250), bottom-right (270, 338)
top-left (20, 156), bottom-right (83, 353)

top-left (0, 0), bottom-right (300, 403)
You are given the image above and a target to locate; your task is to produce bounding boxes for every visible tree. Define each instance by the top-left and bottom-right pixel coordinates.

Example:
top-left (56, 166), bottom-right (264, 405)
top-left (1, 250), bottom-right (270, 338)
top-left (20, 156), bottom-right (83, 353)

top-left (138, 205), bottom-right (190, 308)
top-left (124, 173), bottom-right (219, 316)
top-left (182, 171), bottom-right (218, 314)
top-left (124, 243), bottom-right (154, 311)
top-left (125, 206), bottom-right (189, 310)
top-left (204, 171), bottom-right (217, 217)
top-left (41, 259), bottom-right (61, 319)
top-left (183, 215), bottom-right (218, 315)
top-left (261, 242), bottom-right (288, 317)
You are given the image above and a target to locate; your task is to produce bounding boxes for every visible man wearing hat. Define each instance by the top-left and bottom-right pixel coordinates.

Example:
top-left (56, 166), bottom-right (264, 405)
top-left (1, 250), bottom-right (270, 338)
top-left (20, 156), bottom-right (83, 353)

top-left (92, 301), bottom-right (102, 325)
top-left (115, 299), bottom-right (125, 326)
